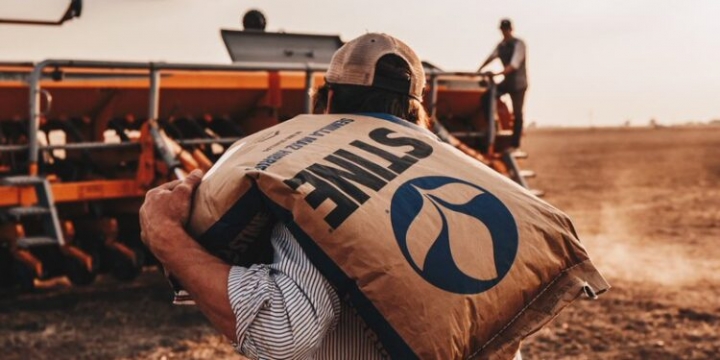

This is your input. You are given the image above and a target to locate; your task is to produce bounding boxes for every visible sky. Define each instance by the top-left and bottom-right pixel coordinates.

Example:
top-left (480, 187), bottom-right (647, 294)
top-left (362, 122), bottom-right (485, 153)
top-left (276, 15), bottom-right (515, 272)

top-left (1, 0), bottom-right (719, 127)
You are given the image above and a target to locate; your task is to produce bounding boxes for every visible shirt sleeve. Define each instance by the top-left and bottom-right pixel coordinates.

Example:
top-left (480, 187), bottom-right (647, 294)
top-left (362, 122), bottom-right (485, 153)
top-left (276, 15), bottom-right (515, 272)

top-left (510, 40), bottom-right (526, 70)
top-left (227, 223), bottom-right (341, 359)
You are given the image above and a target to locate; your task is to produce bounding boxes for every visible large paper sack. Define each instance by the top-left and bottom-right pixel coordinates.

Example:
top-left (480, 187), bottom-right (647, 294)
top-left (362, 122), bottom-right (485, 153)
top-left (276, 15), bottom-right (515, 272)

top-left (188, 114), bottom-right (609, 359)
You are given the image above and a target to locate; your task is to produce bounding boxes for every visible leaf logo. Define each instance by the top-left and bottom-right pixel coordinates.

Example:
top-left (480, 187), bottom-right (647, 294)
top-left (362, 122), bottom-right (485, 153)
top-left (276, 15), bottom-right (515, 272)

top-left (391, 176), bottom-right (518, 294)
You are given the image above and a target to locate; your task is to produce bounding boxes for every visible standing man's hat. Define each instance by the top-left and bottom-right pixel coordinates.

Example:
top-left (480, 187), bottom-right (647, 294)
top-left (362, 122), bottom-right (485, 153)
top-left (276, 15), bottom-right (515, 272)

top-left (500, 19), bottom-right (513, 30)
top-left (325, 33), bottom-right (426, 101)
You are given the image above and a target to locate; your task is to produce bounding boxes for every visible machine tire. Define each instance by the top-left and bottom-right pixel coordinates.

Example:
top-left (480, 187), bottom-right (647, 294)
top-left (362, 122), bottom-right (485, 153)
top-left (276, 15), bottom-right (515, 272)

top-left (110, 247), bottom-right (144, 281)
top-left (0, 247), bottom-right (15, 289)
top-left (64, 255), bottom-right (97, 286)
top-left (12, 261), bottom-right (36, 292)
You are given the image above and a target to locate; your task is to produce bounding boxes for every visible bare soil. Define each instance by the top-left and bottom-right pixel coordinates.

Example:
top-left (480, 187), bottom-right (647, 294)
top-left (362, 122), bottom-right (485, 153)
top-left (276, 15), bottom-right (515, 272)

top-left (1, 125), bottom-right (719, 359)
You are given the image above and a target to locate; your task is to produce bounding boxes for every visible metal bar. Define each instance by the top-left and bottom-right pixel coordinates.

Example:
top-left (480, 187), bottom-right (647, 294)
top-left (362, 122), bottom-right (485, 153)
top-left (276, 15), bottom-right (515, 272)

top-left (28, 59), bottom-right (490, 79)
top-left (486, 78), bottom-right (497, 152)
top-left (28, 59), bottom-right (330, 73)
top-left (0, 139), bottom-right (246, 152)
top-left (304, 68), bottom-right (315, 114)
top-left (449, 131), bottom-right (486, 138)
top-left (428, 74), bottom-right (439, 119)
top-left (148, 67), bottom-right (160, 120)
top-left (176, 137), bottom-right (243, 146)
top-left (22, 59), bottom-right (496, 81)
top-left (502, 150), bottom-right (531, 190)
top-left (39, 180), bottom-right (66, 246)
top-left (5, 65), bottom-right (484, 86)
top-left (47, 142), bottom-right (141, 150)
top-left (0, 142), bottom-right (141, 152)
top-left (0, 19), bottom-right (64, 26)
top-left (0, 144), bottom-right (28, 152)
top-left (28, 62), bottom-right (44, 175)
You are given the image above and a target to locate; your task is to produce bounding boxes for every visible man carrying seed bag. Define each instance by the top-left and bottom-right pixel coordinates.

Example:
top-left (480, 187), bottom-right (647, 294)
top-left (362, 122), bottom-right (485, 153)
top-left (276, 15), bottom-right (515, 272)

top-left (139, 33), bottom-right (609, 360)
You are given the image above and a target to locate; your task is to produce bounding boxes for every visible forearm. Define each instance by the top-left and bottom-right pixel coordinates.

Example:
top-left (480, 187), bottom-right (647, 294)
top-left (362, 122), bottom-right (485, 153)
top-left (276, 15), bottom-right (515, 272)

top-left (478, 48), bottom-right (499, 71)
top-left (151, 227), bottom-right (235, 340)
top-left (478, 61), bottom-right (489, 72)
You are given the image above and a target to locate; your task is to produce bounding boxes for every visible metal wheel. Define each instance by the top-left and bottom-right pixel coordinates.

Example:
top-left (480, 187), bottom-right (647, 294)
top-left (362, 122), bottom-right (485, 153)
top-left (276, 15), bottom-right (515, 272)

top-left (110, 246), bottom-right (144, 281)
top-left (64, 253), bottom-right (97, 286)
top-left (12, 261), bottom-right (36, 292)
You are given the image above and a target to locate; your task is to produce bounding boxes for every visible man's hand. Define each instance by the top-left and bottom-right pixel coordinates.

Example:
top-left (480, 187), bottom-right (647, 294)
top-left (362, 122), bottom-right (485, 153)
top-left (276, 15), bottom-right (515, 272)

top-left (139, 169), bottom-right (237, 341)
top-left (139, 169), bottom-right (203, 256)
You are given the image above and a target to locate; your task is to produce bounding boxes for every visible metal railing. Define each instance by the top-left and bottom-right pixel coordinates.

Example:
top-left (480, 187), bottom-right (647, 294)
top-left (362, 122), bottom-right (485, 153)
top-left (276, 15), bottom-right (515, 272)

top-left (25, 59), bottom-right (332, 175)
top-left (18, 60), bottom-right (495, 175)
top-left (0, 142), bottom-right (141, 153)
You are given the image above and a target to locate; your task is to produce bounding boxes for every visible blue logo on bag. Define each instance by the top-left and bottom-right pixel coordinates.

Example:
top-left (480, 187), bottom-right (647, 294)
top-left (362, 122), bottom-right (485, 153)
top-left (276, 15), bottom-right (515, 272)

top-left (390, 176), bottom-right (518, 294)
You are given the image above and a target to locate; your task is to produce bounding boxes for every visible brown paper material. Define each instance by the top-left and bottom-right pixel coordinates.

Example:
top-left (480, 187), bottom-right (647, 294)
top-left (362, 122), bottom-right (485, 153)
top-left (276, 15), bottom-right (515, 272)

top-left (188, 114), bottom-right (610, 360)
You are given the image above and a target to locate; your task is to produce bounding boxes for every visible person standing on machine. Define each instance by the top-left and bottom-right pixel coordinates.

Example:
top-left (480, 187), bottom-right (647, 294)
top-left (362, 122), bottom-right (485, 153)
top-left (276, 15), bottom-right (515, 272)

top-left (478, 18), bottom-right (528, 148)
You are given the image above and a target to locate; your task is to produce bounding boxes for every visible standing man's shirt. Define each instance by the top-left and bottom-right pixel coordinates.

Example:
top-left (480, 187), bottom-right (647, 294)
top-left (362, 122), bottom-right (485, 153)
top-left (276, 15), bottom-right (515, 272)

top-left (226, 223), bottom-right (523, 360)
top-left (227, 223), bottom-right (387, 359)
top-left (483, 37), bottom-right (528, 90)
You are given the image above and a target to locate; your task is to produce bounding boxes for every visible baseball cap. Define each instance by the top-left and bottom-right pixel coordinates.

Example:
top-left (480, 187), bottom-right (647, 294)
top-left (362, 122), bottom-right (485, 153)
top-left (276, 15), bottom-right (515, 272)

top-left (325, 33), bottom-right (426, 101)
top-left (499, 19), bottom-right (512, 30)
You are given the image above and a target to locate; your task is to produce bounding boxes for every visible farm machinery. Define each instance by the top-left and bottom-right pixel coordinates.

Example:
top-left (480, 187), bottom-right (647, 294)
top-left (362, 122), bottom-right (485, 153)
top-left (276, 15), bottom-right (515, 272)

top-left (0, 28), bottom-right (537, 290)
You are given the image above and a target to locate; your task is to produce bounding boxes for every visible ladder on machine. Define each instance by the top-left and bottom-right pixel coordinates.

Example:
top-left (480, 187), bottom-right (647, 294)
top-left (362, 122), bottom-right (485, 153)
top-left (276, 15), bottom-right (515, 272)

top-left (1, 175), bottom-right (93, 288)
top-left (503, 149), bottom-right (544, 197)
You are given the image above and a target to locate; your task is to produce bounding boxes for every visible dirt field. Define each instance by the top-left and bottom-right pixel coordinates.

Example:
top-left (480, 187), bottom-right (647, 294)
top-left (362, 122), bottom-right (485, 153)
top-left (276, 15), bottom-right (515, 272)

top-left (1, 125), bottom-right (719, 359)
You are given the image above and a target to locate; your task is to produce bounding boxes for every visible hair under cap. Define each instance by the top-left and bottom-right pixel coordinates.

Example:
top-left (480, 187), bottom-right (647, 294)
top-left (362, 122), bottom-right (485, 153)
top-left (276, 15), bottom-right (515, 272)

top-left (500, 19), bottom-right (512, 30)
top-left (325, 33), bottom-right (426, 101)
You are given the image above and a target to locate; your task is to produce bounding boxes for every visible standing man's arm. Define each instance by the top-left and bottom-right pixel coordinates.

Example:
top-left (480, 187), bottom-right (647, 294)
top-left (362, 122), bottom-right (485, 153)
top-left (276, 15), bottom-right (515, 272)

top-left (477, 46), bottom-right (499, 72)
top-left (139, 170), bottom-right (236, 340)
top-left (502, 40), bottom-right (526, 75)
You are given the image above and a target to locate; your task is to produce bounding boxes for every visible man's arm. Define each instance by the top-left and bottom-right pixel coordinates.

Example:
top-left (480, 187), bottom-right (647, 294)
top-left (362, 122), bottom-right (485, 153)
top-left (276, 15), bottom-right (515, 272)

top-left (502, 39), bottom-right (526, 75)
top-left (140, 171), bottom-right (341, 358)
top-left (477, 46), bottom-right (499, 72)
top-left (227, 224), bottom-right (341, 358)
top-left (139, 170), bottom-right (236, 340)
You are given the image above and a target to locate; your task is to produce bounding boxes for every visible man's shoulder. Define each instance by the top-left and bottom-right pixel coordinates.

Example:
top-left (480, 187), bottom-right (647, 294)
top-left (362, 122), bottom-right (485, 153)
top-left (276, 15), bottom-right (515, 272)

top-left (499, 37), bottom-right (525, 46)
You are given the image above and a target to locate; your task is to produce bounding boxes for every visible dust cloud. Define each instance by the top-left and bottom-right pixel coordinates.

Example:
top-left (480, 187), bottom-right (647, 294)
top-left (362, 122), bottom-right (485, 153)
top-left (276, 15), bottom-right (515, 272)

top-left (581, 202), bottom-right (719, 287)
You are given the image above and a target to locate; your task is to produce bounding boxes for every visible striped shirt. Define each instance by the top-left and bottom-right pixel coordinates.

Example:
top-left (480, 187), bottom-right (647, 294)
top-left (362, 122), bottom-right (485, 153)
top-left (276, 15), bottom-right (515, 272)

top-left (228, 223), bottom-right (387, 359)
